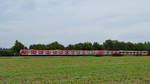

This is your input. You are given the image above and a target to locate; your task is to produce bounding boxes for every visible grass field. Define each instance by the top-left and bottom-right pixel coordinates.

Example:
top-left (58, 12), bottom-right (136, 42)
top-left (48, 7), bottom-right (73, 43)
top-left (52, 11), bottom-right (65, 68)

top-left (0, 56), bottom-right (150, 84)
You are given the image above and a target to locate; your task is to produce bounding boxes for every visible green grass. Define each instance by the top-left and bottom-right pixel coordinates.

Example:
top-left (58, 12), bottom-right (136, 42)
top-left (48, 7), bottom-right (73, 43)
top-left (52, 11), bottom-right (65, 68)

top-left (0, 56), bottom-right (150, 84)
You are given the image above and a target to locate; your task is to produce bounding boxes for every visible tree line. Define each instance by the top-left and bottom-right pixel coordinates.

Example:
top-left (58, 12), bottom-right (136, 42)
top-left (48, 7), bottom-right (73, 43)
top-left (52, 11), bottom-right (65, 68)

top-left (0, 40), bottom-right (150, 56)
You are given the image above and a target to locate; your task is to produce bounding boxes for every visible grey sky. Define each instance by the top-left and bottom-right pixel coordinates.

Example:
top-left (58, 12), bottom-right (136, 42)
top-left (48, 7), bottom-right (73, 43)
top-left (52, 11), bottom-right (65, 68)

top-left (0, 0), bottom-right (150, 48)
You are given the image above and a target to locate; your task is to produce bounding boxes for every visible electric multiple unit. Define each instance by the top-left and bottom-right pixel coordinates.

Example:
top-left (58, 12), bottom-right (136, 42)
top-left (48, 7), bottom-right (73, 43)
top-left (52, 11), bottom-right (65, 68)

top-left (20, 49), bottom-right (149, 56)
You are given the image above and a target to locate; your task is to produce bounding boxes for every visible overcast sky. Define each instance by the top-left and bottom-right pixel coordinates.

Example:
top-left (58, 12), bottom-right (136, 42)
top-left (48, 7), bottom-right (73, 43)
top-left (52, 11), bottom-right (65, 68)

top-left (0, 0), bottom-right (150, 48)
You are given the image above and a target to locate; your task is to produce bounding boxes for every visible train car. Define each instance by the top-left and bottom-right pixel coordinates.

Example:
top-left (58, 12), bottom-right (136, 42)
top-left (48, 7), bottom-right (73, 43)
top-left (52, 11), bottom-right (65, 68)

top-left (100, 50), bottom-right (149, 56)
top-left (20, 49), bottom-right (149, 56)
top-left (20, 49), bottom-right (103, 56)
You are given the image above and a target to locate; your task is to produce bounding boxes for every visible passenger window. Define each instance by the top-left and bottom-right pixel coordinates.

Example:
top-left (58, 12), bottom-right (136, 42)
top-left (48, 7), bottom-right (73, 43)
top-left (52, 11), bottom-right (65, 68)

top-left (80, 51), bottom-right (83, 54)
top-left (28, 51), bottom-right (31, 53)
top-left (57, 51), bottom-right (60, 54)
top-left (104, 52), bottom-right (107, 54)
top-left (68, 51), bottom-right (72, 54)
top-left (85, 51), bottom-right (88, 54)
top-left (63, 51), bottom-right (66, 54)
top-left (43, 51), bottom-right (46, 54)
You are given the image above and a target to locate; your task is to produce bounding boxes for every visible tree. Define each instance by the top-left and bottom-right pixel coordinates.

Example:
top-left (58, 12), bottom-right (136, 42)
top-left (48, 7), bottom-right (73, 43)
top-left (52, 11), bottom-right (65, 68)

top-left (66, 44), bottom-right (75, 50)
top-left (92, 42), bottom-right (103, 50)
top-left (82, 42), bottom-right (93, 50)
top-left (47, 41), bottom-right (65, 50)
top-left (30, 44), bottom-right (47, 50)
top-left (11, 40), bottom-right (27, 54)
top-left (73, 43), bottom-right (84, 50)
top-left (126, 42), bottom-right (136, 50)
top-left (103, 40), bottom-right (115, 50)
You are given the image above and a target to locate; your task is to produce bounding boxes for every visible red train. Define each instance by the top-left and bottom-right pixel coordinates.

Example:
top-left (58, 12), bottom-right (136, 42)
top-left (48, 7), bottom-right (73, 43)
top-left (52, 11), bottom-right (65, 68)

top-left (20, 49), bottom-right (149, 56)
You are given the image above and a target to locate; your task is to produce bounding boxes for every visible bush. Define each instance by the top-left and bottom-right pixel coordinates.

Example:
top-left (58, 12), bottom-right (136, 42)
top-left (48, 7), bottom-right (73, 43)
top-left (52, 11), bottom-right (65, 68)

top-left (112, 53), bottom-right (124, 56)
top-left (95, 54), bottom-right (104, 57)
top-left (0, 50), bottom-right (15, 56)
top-left (135, 54), bottom-right (147, 56)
